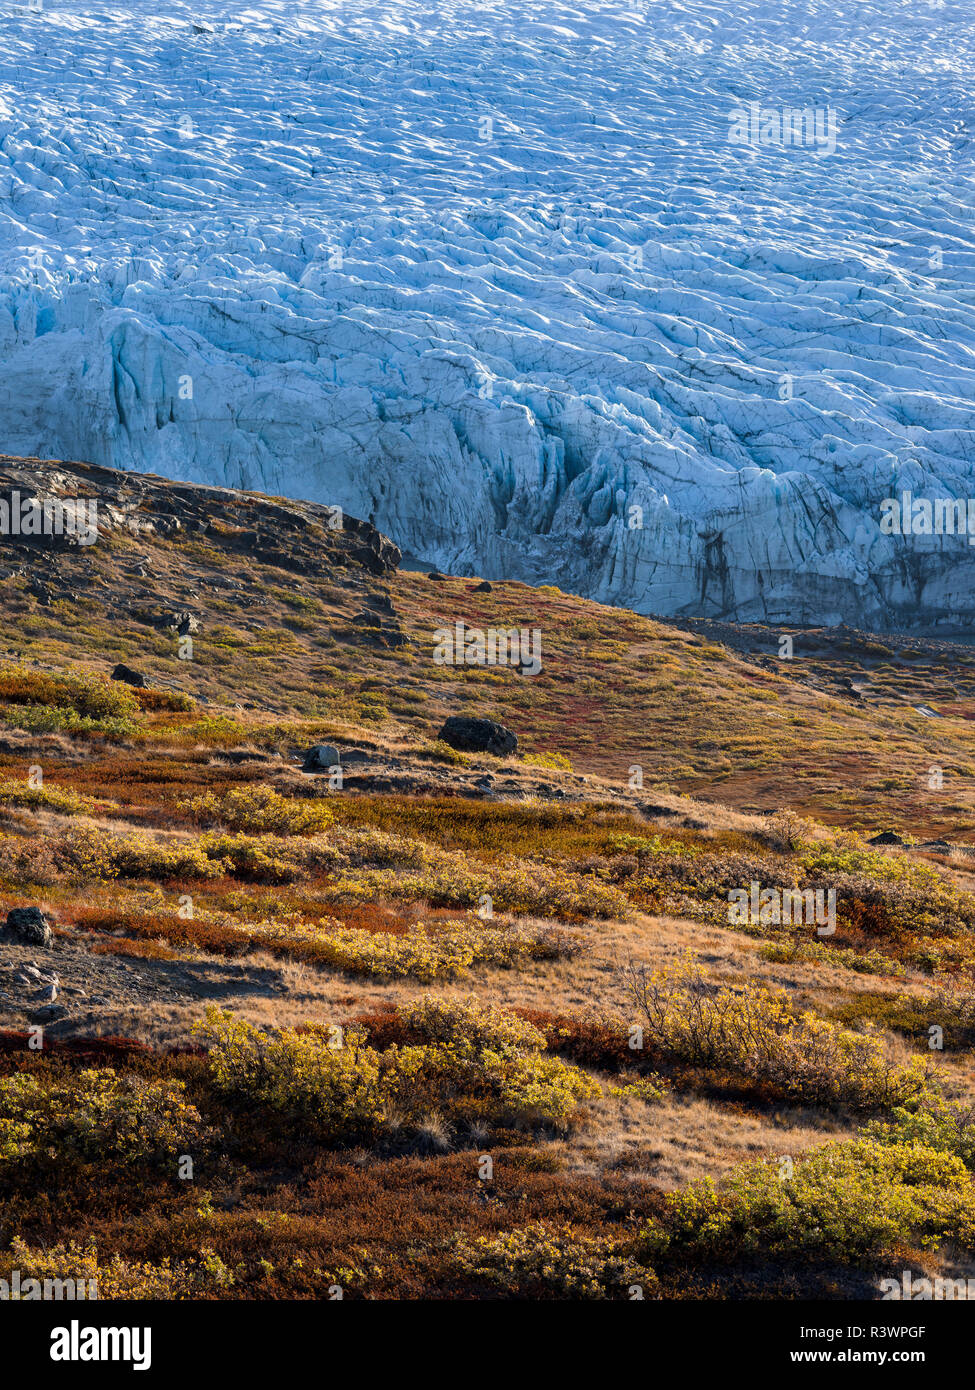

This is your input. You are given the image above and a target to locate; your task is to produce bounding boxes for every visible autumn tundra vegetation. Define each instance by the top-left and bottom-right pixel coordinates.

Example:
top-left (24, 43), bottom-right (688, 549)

top-left (2, 461), bottom-right (975, 1300)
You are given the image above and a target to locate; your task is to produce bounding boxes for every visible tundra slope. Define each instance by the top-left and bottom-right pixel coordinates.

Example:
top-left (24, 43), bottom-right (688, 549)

top-left (3, 453), bottom-right (975, 839)
top-left (1, 458), bottom-right (975, 1300)
top-left (1, 0), bottom-right (975, 626)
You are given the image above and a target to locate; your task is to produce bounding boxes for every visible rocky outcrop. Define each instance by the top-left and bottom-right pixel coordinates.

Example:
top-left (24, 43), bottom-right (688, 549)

top-left (0, 455), bottom-right (401, 582)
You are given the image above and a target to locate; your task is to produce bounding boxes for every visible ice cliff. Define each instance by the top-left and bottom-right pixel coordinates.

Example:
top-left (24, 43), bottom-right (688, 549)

top-left (1, 0), bottom-right (975, 628)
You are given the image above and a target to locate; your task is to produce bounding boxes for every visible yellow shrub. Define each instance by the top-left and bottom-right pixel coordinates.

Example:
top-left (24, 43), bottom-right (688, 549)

top-left (330, 852), bottom-right (626, 922)
top-left (197, 1001), bottom-right (599, 1139)
top-left (182, 784), bottom-right (333, 836)
top-left (622, 951), bottom-right (928, 1110)
top-left (0, 665), bottom-right (139, 719)
top-left (1, 1238), bottom-right (234, 1299)
top-left (400, 996), bottom-right (548, 1055)
top-left (197, 1009), bottom-right (387, 1138)
top-left (249, 918), bottom-right (581, 982)
top-left (448, 1221), bottom-right (651, 1298)
top-left (0, 779), bottom-right (95, 815)
top-left (388, 997), bottom-right (600, 1130)
top-left (420, 740), bottom-right (472, 766)
top-left (522, 751), bottom-right (573, 772)
top-left (0, 1069), bottom-right (206, 1167)
top-left (57, 825), bottom-right (223, 882)
top-left (201, 832), bottom-right (305, 884)
top-left (657, 1138), bottom-right (975, 1264)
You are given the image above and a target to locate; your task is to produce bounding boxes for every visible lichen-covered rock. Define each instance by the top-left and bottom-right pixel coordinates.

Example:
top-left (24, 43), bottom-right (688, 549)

top-left (4, 907), bottom-right (53, 949)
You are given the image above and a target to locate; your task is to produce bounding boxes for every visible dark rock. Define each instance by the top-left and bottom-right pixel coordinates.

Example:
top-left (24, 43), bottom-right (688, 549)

top-left (641, 803), bottom-right (679, 819)
top-left (173, 610), bottom-right (200, 635)
top-left (111, 663), bottom-right (147, 688)
top-left (473, 580), bottom-right (493, 592)
top-left (154, 609), bottom-right (200, 635)
top-left (303, 744), bottom-right (341, 772)
top-left (364, 593), bottom-right (395, 614)
top-left (347, 617), bottom-right (408, 649)
top-left (4, 907), bottom-right (53, 948)
top-left (868, 831), bottom-right (905, 846)
top-left (29, 1003), bottom-right (68, 1024)
top-left (28, 579), bottom-right (55, 605)
top-left (438, 716), bottom-right (517, 757)
top-left (341, 519), bottom-right (401, 576)
top-left (428, 570), bottom-right (446, 581)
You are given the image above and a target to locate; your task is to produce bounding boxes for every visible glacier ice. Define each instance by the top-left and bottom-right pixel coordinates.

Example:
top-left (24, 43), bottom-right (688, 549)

top-left (1, 0), bottom-right (975, 627)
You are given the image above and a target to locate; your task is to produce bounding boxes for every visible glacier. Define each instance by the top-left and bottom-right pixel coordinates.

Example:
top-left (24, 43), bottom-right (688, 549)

top-left (1, 0), bottom-right (975, 627)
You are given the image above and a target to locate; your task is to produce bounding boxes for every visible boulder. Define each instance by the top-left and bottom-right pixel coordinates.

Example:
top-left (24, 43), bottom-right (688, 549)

top-left (154, 609), bottom-right (200, 635)
top-left (111, 662), bottom-right (147, 687)
top-left (472, 580), bottom-right (493, 592)
top-left (364, 593), bottom-right (395, 614)
top-left (4, 907), bottom-right (53, 948)
top-left (868, 831), bottom-right (905, 846)
top-left (438, 716), bottom-right (517, 757)
top-left (173, 610), bottom-right (200, 635)
top-left (303, 744), bottom-right (341, 772)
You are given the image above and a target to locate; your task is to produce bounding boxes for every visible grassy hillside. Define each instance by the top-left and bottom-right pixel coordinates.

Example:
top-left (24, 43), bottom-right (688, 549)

top-left (2, 455), bottom-right (974, 838)
top-left (2, 457), bottom-right (975, 1300)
